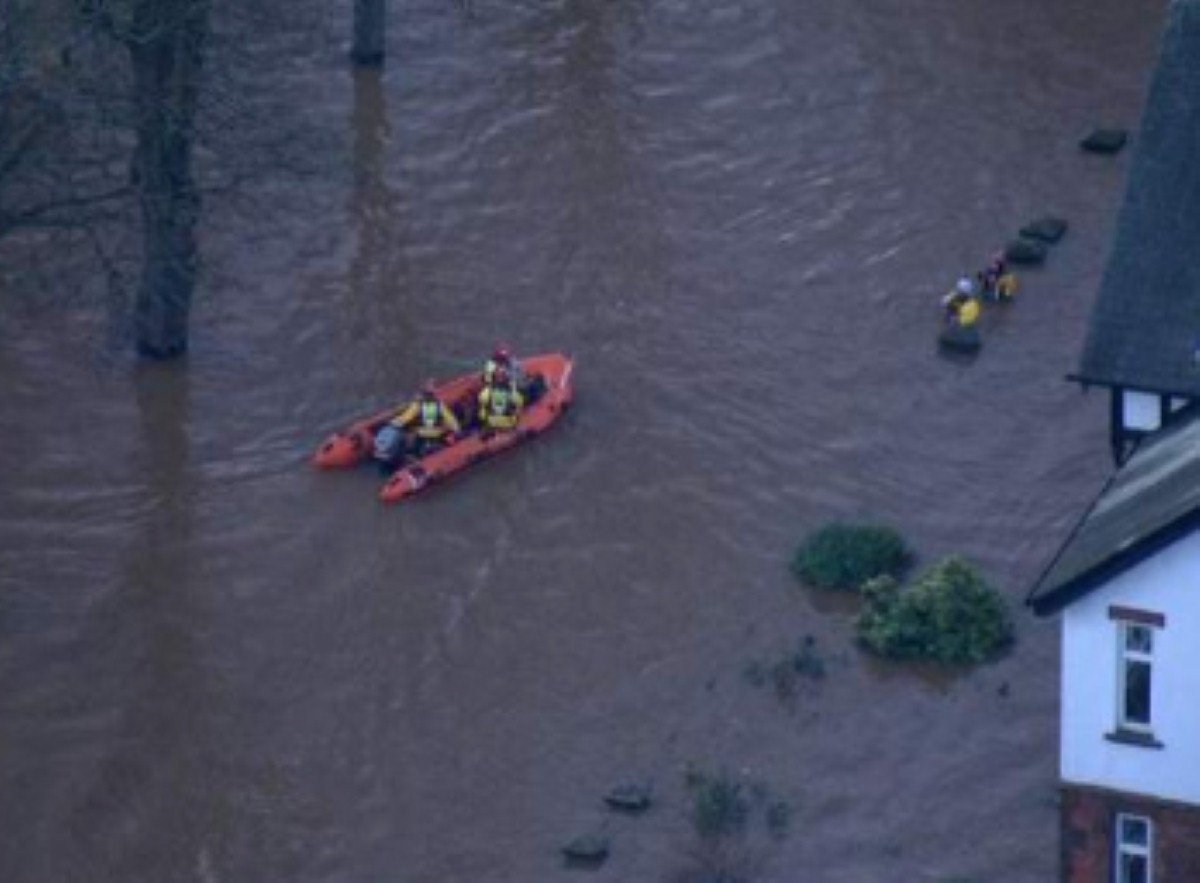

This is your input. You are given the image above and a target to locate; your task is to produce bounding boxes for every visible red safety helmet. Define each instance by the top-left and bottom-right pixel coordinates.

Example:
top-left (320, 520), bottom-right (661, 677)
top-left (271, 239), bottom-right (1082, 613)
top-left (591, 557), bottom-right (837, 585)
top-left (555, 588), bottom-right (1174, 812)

top-left (493, 343), bottom-right (511, 363)
top-left (420, 379), bottom-right (437, 397)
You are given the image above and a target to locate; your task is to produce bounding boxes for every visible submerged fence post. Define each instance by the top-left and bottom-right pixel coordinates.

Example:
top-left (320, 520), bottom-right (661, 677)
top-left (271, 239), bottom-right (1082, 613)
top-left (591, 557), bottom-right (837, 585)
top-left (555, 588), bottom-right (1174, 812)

top-left (352, 0), bottom-right (386, 66)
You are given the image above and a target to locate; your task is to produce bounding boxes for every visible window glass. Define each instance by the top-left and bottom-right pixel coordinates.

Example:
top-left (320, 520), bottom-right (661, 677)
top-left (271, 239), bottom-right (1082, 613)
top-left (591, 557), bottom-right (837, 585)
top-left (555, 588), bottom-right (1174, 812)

top-left (1119, 854), bottom-right (1148, 883)
top-left (1116, 813), bottom-right (1152, 883)
top-left (1124, 660), bottom-right (1152, 726)
top-left (1118, 622), bottom-right (1156, 732)
top-left (1120, 816), bottom-right (1149, 846)
top-left (1125, 624), bottom-right (1153, 654)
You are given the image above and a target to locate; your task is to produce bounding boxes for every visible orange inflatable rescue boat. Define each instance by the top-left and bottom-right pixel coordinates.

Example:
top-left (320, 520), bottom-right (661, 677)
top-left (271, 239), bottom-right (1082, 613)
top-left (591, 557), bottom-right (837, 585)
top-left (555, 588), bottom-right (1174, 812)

top-left (312, 352), bottom-right (575, 503)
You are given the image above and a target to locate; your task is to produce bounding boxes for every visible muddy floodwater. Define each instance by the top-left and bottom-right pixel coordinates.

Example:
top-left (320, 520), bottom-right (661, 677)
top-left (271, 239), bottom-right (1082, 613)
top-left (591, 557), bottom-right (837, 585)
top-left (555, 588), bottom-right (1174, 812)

top-left (0, 0), bottom-right (1169, 880)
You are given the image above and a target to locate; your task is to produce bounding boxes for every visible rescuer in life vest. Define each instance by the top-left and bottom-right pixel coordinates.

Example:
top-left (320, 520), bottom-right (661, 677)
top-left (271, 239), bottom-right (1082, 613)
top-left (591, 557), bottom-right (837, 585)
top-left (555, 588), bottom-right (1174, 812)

top-left (477, 364), bottom-right (525, 435)
top-left (373, 381), bottom-right (460, 467)
top-left (978, 252), bottom-right (1018, 302)
top-left (482, 343), bottom-right (524, 387)
top-left (482, 343), bottom-right (551, 405)
top-left (942, 275), bottom-right (981, 329)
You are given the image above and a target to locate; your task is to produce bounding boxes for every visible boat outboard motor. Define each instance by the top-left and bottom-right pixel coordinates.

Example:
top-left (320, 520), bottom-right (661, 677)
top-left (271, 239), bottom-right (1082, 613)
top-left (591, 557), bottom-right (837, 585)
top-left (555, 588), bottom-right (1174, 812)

top-left (373, 424), bottom-right (404, 463)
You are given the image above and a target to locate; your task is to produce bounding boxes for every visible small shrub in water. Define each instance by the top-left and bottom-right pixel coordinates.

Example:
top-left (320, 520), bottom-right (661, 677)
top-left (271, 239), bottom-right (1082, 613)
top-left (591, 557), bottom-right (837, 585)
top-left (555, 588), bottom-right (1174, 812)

top-left (765, 800), bottom-right (791, 841)
top-left (689, 770), bottom-right (749, 840)
top-left (741, 660), bottom-right (768, 688)
top-left (677, 768), bottom-right (794, 883)
top-left (792, 635), bottom-right (826, 679)
top-left (856, 557), bottom-right (1013, 664)
top-left (769, 657), bottom-right (798, 701)
top-left (745, 636), bottom-right (826, 702)
top-left (772, 636), bottom-right (827, 700)
top-left (791, 523), bottom-right (911, 590)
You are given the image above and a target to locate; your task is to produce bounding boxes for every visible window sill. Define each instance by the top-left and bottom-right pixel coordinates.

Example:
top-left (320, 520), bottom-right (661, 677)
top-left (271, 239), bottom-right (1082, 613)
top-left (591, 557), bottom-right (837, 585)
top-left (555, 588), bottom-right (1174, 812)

top-left (1105, 729), bottom-right (1164, 750)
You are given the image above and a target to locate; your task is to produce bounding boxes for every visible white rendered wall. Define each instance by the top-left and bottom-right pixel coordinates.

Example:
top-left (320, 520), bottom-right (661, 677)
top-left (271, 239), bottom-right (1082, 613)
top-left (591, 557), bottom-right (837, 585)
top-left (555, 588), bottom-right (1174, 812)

top-left (1122, 391), bottom-right (1161, 432)
top-left (1061, 530), bottom-right (1200, 805)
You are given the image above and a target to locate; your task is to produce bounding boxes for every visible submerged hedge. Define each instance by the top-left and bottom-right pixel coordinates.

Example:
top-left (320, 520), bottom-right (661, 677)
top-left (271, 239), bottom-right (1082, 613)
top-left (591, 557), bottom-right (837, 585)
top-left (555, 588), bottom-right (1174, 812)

top-left (856, 556), bottom-right (1013, 664)
top-left (791, 523), bottom-right (911, 590)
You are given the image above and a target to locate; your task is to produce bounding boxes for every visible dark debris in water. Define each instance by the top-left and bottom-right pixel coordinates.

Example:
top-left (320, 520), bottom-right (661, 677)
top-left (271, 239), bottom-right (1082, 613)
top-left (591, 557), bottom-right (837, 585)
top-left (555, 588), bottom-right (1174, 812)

top-left (1019, 216), bottom-right (1069, 243)
top-left (604, 782), bottom-right (653, 814)
top-left (1080, 127), bottom-right (1128, 154)
top-left (562, 833), bottom-right (610, 868)
top-left (1004, 237), bottom-right (1048, 266)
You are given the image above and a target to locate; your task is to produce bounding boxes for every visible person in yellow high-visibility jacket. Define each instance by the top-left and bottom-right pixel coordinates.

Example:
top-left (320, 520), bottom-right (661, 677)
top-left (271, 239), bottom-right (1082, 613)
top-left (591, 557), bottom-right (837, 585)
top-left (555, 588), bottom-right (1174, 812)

top-left (979, 253), bottom-right (1019, 303)
top-left (955, 295), bottom-right (980, 327)
top-left (477, 365), bottom-right (525, 434)
top-left (942, 276), bottom-right (980, 329)
top-left (374, 381), bottom-right (460, 465)
top-left (995, 272), bottom-right (1018, 302)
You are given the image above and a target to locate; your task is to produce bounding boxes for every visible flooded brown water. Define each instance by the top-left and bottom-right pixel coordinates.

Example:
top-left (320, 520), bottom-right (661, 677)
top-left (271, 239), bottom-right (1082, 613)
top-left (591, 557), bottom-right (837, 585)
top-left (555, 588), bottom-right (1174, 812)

top-left (0, 0), bottom-right (1169, 880)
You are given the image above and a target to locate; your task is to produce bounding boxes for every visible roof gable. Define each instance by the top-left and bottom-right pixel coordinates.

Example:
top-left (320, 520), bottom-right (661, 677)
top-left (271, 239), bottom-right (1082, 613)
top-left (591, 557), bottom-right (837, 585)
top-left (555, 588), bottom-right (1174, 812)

top-left (1028, 410), bottom-right (1200, 615)
top-left (1077, 0), bottom-right (1200, 395)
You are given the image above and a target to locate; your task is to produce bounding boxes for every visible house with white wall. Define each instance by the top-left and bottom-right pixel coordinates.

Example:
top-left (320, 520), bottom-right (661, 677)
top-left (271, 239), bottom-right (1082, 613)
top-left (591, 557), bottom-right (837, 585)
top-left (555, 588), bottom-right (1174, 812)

top-left (1030, 415), bottom-right (1200, 882)
top-left (1067, 0), bottom-right (1200, 466)
top-left (1029, 2), bottom-right (1200, 879)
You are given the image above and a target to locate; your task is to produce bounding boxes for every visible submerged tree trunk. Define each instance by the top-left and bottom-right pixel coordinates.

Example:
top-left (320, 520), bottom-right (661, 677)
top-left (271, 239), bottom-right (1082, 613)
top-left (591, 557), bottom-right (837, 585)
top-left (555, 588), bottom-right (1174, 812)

top-left (352, 0), bottom-right (386, 66)
top-left (130, 0), bottom-right (209, 358)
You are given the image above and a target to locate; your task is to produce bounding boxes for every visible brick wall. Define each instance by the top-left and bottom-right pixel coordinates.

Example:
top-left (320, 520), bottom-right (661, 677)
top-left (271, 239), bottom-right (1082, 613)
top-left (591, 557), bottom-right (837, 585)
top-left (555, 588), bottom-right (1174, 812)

top-left (1062, 784), bottom-right (1200, 882)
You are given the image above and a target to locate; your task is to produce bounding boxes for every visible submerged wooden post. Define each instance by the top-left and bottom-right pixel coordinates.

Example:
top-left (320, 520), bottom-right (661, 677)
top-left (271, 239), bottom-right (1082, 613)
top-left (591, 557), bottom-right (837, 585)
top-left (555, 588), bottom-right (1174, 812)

top-left (352, 0), bottom-right (386, 66)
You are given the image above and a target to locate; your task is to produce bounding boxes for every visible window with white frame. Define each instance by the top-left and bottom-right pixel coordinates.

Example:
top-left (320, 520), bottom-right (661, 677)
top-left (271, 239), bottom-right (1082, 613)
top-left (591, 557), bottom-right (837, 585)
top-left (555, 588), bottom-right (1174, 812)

top-left (1117, 620), bottom-right (1155, 733)
top-left (1114, 813), bottom-right (1153, 883)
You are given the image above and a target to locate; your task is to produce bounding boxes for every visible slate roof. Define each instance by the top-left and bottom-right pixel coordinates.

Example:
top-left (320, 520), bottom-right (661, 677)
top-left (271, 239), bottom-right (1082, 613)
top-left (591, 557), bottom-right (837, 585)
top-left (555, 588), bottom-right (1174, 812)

top-left (1075, 0), bottom-right (1200, 396)
top-left (1028, 409), bottom-right (1200, 615)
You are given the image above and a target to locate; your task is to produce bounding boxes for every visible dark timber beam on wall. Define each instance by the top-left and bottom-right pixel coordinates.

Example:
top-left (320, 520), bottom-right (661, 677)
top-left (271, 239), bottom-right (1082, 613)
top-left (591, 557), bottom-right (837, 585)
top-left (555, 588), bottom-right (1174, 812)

top-left (1111, 387), bottom-right (1128, 466)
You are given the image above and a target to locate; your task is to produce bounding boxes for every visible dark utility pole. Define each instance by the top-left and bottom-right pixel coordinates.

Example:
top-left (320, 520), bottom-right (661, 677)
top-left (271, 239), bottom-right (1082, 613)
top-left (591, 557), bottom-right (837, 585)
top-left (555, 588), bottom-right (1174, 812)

top-left (352, 0), bottom-right (386, 66)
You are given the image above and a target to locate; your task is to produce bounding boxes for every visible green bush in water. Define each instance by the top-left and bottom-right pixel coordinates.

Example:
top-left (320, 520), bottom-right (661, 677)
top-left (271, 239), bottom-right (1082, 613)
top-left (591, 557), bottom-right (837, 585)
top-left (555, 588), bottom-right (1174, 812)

top-left (686, 769), bottom-right (750, 840)
top-left (791, 523), bottom-right (911, 590)
top-left (856, 557), bottom-right (1013, 664)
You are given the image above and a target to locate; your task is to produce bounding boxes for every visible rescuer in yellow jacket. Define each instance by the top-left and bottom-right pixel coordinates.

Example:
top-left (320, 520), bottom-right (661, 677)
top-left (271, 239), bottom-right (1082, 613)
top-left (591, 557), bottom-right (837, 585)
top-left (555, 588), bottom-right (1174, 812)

top-left (478, 365), bottom-right (525, 434)
top-left (979, 253), bottom-right (1018, 303)
top-left (380, 381), bottom-right (460, 462)
top-left (942, 276), bottom-right (980, 329)
top-left (955, 295), bottom-right (980, 327)
top-left (482, 343), bottom-right (524, 387)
